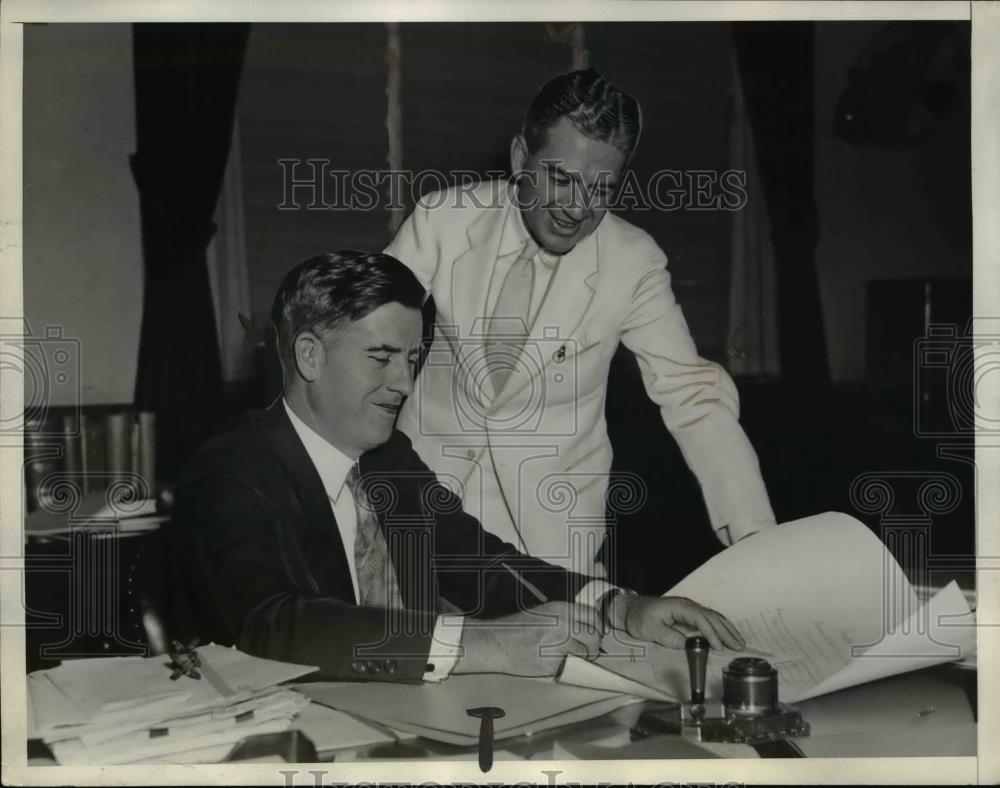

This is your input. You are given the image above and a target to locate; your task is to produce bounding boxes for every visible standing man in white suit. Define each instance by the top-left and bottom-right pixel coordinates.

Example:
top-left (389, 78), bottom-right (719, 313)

top-left (386, 68), bottom-right (776, 576)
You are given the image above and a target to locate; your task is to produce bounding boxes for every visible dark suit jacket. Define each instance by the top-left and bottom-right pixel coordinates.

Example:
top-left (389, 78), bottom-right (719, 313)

top-left (167, 403), bottom-right (591, 682)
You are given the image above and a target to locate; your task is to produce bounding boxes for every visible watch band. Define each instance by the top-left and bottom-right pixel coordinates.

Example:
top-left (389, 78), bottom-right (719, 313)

top-left (597, 588), bottom-right (635, 634)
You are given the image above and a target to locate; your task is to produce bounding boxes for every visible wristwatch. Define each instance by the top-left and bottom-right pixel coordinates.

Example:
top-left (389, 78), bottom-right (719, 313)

top-left (597, 587), bottom-right (636, 634)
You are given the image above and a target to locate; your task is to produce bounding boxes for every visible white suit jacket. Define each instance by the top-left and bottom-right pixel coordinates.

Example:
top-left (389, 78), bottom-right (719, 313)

top-left (386, 180), bottom-right (775, 573)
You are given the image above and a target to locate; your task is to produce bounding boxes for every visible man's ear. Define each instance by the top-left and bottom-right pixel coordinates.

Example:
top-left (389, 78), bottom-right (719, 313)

top-left (293, 331), bottom-right (324, 383)
top-left (510, 134), bottom-right (529, 177)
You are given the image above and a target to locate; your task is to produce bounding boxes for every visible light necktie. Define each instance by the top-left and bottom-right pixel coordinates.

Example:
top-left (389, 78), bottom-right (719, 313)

top-left (485, 239), bottom-right (538, 394)
top-left (345, 465), bottom-right (403, 609)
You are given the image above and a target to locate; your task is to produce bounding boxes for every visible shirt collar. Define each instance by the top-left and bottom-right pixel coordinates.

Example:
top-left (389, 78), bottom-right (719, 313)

top-left (498, 187), bottom-right (560, 269)
top-left (283, 398), bottom-right (356, 502)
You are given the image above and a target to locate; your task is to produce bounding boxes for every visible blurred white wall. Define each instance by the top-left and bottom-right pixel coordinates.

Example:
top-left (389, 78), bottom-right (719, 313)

top-left (23, 23), bottom-right (143, 406)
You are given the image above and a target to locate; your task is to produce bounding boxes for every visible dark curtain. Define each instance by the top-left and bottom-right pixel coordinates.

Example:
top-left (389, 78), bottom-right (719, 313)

top-left (733, 22), bottom-right (829, 385)
top-left (131, 23), bottom-right (250, 480)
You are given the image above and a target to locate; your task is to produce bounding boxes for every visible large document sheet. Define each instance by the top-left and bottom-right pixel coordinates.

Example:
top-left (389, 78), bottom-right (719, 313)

top-left (299, 674), bottom-right (642, 746)
top-left (560, 513), bottom-right (975, 704)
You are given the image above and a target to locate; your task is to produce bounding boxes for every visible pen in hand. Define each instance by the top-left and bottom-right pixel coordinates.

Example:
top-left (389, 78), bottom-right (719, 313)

top-left (498, 561), bottom-right (548, 604)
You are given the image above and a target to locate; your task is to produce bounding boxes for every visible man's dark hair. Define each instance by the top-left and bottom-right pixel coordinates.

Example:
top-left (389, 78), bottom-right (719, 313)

top-left (271, 250), bottom-right (425, 376)
top-left (523, 67), bottom-right (642, 157)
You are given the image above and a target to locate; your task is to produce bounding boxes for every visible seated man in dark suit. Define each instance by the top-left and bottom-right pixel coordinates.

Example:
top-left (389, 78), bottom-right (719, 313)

top-left (167, 251), bottom-right (745, 682)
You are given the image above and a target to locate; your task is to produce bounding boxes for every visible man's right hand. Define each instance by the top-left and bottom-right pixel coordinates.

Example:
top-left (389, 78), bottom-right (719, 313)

top-left (452, 601), bottom-right (602, 677)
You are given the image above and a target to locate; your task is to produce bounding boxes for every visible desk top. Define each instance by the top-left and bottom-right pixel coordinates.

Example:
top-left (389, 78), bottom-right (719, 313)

top-left (303, 663), bottom-right (976, 762)
top-left (27, 663), bottom-right (975, 765)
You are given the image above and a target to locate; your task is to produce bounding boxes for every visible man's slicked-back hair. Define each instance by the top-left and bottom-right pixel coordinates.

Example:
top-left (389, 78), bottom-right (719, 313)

top-left (271, 250), bottom-right (425, 377)
top-left (523, 67), bottom-right (642, 157)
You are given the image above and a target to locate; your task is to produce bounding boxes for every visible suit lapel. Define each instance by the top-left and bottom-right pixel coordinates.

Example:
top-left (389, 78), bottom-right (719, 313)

top-left (447, 191), bottom-right (525, 412)
top-left (257, 404), bottom-right (357, 603)
top-left (449, 203), bottom-right (508, 346)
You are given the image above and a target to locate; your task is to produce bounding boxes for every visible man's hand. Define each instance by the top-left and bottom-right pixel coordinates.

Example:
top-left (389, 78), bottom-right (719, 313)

top-left (453, 601), bottom-right (602, 677)
top-left (611, 595), bottom-right (746, 652)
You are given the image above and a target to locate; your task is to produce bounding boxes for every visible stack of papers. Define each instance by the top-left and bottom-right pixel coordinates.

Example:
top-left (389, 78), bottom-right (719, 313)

top-left (559, 513), bottom-right (976, 704)
top-left (28, 644), bottom-right (317, 764)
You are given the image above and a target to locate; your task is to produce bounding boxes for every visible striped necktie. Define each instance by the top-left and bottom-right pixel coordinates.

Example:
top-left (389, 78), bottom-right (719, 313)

top-left (345, 465), bottom-right (403, 609)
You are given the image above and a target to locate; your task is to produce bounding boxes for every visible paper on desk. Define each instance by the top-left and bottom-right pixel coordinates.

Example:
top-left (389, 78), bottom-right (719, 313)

top-left (290, 698), bottom-right (400, 752)
top-left (28, 671), bottom-right (190, 736)
top-left (51, 689), bottom-right (308, 765)
top-left (29, 646), bottom-right (318, 766)
top-left (130, 741), bottom-right (237, 765)
top-left (795, 580), bottom-right (975, 701)
top-left (565, 638), bottom-right (808, 706)
top-left (559, 654), bottom-right (676, 701)
top-left (75, 686), bottom-right (301, 748)
top-left (663, 512), bottom-right (921, 702)
top-left (30, 644), bottom-right (317, 738)
top-left (566, 513), bottom-right (972, 704)
top-left (299, 674), bottom-right (642, 746)
top-left (54, 713), bottom-right (300, 765)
